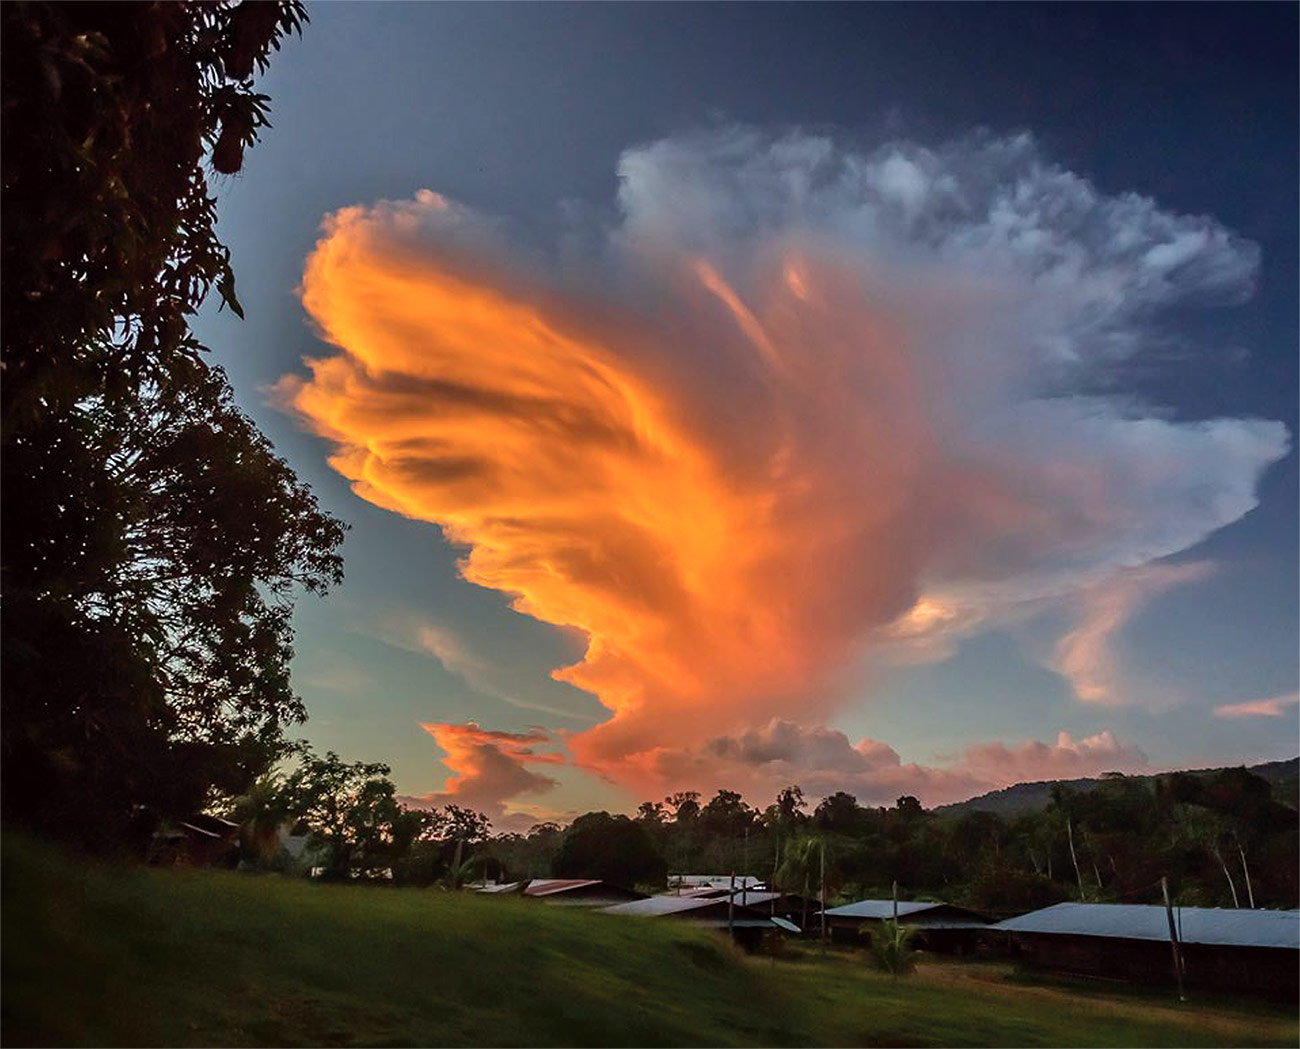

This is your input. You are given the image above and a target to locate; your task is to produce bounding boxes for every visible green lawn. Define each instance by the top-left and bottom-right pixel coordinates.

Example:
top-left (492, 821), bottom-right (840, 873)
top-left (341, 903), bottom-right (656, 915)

top-left (3, 835), bottom-right (1296, 1048)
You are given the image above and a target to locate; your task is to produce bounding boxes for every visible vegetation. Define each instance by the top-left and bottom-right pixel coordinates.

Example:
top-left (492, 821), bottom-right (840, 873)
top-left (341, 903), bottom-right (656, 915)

top-left (868, 918), bottom-right (918, 977)
top-left (1, 1), bottom-right (343, 850)
top-left (4, 834), bottom-right (1295, 1049)
top-left (472, 764), bottom-right (1298, 914)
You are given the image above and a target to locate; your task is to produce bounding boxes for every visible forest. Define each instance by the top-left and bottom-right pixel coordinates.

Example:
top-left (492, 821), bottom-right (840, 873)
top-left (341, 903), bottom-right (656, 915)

top-left (232, 750), bottom-right (1299, 916)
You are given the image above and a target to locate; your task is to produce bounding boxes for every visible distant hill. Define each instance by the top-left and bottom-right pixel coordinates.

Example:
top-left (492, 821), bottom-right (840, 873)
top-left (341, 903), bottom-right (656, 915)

top-left (935, 757), bottom-right (1300, 817)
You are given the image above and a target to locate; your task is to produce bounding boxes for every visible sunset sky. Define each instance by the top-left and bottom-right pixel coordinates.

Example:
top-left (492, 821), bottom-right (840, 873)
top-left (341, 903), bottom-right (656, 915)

top-left (194, 3), bottom-right (1298, 829)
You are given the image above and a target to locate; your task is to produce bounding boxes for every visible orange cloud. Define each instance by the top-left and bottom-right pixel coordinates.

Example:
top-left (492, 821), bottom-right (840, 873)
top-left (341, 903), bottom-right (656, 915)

top-left (279, 132), bottom-right (1286, 807)
top-left (409, 722), bottom-right (563, 825)
top-left (280, 195), bottom-right (951, 796)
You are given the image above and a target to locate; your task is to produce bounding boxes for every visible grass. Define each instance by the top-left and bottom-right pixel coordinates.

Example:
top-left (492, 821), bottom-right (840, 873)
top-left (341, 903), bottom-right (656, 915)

top-left (3, 835), bottom-right (1296, 1048)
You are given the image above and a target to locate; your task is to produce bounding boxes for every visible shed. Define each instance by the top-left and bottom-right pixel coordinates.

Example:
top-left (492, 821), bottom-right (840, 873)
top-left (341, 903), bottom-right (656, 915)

top-left (823, 899), bottom-right (991, 953)
top-left (520, 879), bottom-right (648, 907)
top-left (993, 903), bottom-right (1300, 998)
top-left (667, 874), bottom-right (764, 891)
top-left (602, 894), bottom-right (784, 949)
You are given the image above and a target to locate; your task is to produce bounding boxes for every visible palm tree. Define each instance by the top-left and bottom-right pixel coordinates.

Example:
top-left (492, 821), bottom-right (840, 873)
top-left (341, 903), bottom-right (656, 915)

top-left (230, 772), bottom-right (289, 868)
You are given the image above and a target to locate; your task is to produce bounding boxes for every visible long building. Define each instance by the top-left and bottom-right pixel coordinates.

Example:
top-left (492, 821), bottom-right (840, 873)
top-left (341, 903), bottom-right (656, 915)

top-left (823, 899), bottom-right (992, 952)
top-left (994, 902), bottom-right (1300, 997)
top-left (601, 895), bottom-right (795, 949)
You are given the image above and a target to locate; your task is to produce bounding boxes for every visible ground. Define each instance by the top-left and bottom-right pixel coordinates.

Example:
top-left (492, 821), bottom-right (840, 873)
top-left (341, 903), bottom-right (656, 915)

top-left (3, 835), bottom-right (1295, 1047)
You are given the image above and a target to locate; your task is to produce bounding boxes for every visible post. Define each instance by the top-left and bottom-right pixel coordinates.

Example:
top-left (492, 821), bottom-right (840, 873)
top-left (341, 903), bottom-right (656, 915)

top-left (892, 879), bottom-right (898, 923)
top-left (744, 825), bottom-right (750, 891)
top-left (819, 839), bottom-right (827, 947)
top-left (771, 836), bottom-right (779, 917)
top-left (1161, 876), bottom-right (1186, 1003)
top-left (728, 870), bottom-right (735, 939)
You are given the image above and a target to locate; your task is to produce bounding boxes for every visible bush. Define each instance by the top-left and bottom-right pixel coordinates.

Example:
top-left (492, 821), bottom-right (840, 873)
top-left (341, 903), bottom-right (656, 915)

top-left (867, 919), bottom-right (917, 977)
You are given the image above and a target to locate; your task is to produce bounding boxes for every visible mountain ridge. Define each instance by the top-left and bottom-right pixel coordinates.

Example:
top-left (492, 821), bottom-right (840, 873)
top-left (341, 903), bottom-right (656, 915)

top-left (935, 756), bottom-right (1299, 816)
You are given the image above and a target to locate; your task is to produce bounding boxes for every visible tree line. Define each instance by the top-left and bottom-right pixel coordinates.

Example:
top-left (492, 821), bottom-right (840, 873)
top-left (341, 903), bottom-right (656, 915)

top-left (232, 751), bottom-right (1298, 914)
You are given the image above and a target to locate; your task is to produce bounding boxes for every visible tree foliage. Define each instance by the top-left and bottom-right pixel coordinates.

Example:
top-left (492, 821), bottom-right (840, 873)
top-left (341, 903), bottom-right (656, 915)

top-left (1, 1), bottom-right (342, 848)
top-left (484, 769), bottom-right (1297, 913)
top-left (551, 812), bottom-right (668, 888)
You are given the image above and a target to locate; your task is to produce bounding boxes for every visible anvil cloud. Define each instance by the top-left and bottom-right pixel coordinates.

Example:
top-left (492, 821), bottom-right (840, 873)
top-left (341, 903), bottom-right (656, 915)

top-left (279, 129), bottom-right (1287, 809)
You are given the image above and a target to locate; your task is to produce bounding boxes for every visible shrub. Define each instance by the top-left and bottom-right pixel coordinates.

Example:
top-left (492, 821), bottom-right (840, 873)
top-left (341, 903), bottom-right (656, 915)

top-left (868, 919), bottom-right (917, 977)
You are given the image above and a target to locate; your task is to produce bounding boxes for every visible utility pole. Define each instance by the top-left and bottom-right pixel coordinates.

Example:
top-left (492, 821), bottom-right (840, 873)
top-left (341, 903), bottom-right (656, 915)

top-left (1161, 876), bottom-right (1186, 1003)
top-left (743, 825), bottom-right (750, 903)
top-left (771, 835), bottom-right (778, 917)
top-left (892, 879), bottom-right (898, 924)
top-left (728, 870), bottom-right (736, 940)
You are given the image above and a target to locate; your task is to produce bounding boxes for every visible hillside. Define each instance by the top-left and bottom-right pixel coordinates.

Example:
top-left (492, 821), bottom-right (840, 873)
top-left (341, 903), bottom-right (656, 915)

top-left (3, 834), bottom-right (1296, 1048)
top-left (936, 757), bottom-right (1300, 818)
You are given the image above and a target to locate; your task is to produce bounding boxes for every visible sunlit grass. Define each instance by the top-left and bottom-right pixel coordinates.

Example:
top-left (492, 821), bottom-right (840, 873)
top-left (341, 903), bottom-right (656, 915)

top-left (3, 835), bottom-right (1295, 1047)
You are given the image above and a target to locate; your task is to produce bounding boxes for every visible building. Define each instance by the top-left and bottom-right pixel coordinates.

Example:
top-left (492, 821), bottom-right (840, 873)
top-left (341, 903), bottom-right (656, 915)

top-left (823, 899), bottom-right (992, 952)
top-left (993, 903), bottom-right (1300, 998)
top-left (477, 878), bottom-right (648, 907)
top-left (667, 874), bottom-right (764, 892)
top-left (149, 813), bottom-right (240, 867)
top-left (601, 894), bottom-right (793, 949)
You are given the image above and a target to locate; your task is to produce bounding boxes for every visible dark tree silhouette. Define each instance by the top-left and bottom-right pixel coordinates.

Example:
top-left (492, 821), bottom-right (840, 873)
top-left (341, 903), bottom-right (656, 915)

top-left (1, 1), bottom-right (343, 848)
top-left (551, 812), bottom-right (667, 887)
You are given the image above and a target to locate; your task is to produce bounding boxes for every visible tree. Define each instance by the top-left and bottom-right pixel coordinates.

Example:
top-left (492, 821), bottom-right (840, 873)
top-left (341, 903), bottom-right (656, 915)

top-left (813, 791), bottom-right (865, 834)
top-left (278, 748), bottom-right (416, 877)
top-left (774, 785), bottom-right (809, 827)
top-left (1, 2), bottom-right (342, 848)
top-left (664, 791), bottom-right (701, 823)
top-left (229, 769), bottom-right (293, 868)
top-left (699, 789), bottom-right (755, 837)
top-left (551, 812), bottom-right (667, 887)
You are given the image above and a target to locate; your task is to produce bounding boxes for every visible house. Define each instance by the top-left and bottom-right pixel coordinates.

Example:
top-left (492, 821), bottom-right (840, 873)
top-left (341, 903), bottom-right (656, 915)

top-left (993, 903), bottom-right (1300, 998)
top-left (823, 899), bottom-right (992, 953)
top-left (601, 894), bottom-right (792, 949)
top-left (149, 813), bottom-right (240, 867)
top-left (697, 889), bottom-right (821, 930)
top-left (667, 874), bottom-right (764, 892)
top-left (478, 879), bottom-right (648, 907)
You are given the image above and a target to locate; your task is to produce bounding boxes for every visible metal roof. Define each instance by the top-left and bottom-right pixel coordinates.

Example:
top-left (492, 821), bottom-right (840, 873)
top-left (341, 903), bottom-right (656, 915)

top-left (731, 890), bottom-right (782, 907)
top-left (600, 895), bottom-right (777, 927)
top-left (606, 896), bottom-right (729, 917)
top-left (824, 900), bottom-right (948, 919)
top-left (668, 874), bottom-right (764, 889)
top-left (523, 879), bottom-right (604, 896)
top-left (994, 904), bottom-right (1300, 950)
top-left (476, 881), bottom-right (525, 894)
top-left (823, 899), bottom-right (990, 928)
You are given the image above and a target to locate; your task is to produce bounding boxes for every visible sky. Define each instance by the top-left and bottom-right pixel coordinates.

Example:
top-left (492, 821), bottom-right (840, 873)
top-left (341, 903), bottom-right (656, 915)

top-left (193, 2), bottom-right (1298, 830)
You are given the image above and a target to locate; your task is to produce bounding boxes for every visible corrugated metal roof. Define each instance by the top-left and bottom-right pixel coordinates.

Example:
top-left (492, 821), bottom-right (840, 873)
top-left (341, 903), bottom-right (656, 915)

top-left (475, 881), bottom-right (525, 894)
top-left (668, 874), bottom-right (764, 889)
top-left (600, 896), bottom-right (776, 927)
top-left (824, 900), bottom-right (945, 919)
top-left (994, 903), bottom-right (1300, 950)
top-left (731, 890), bottom-right (781, 906)
top-left (606, 896), bottom-right (725, 917)
top-left (523, 879), bottom-right (604, 896)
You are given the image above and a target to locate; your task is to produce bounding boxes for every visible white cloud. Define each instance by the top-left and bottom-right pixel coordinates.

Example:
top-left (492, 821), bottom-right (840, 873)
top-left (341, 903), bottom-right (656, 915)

top-left (1213, 692), bottom-right (1300, 719)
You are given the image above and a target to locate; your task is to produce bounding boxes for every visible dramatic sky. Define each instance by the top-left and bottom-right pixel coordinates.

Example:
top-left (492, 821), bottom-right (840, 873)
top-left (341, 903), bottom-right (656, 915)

top-left (194, 3), bottom-right (1298, 829)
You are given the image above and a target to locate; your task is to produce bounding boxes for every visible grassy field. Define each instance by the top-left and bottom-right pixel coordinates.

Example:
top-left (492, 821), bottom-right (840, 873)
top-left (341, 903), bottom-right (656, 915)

top-left (3, 835), bottom-right (1296, 1048)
